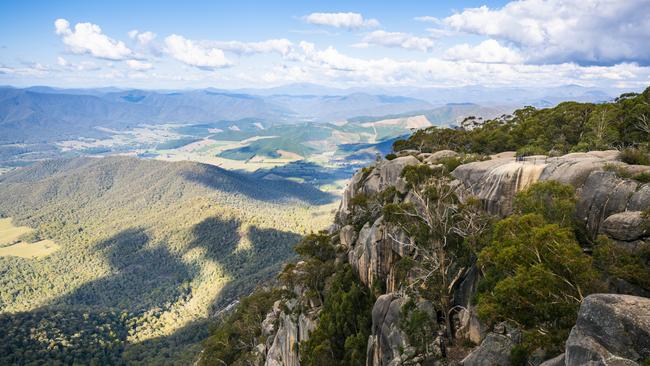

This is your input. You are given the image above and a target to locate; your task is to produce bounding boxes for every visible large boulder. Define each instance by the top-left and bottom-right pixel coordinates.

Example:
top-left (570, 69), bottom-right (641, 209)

top-left (565, 294), bottom-right (650, 365)
top-left (628, 184), bottom-right (650, 211)
top-left (601, 211), bottom-right (649, 241)
top-left (423, 150), bottom-right (459, 164)
top-left (366, 294), bottom-right (410, 366)
top-left (576, 171), bottom-right (639, 239)
top-left (461, 322), bottom-right (521, 366)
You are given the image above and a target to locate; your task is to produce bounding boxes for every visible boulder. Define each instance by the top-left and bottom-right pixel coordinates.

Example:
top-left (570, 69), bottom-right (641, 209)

top-left (565, 294), bottom-right (650, 365)
top-left (577, 171), bottom-right (638, 238)
top-left (378, 155), bottom-right (420, 191)
top-left (628, 184), bottom-right (650, 211)
top-left (461, 322), bottom-right (521, 366)
top-left (348, 216), bottom-right (398, 287)
top-left (424, 150), bottom-right (459, 164)
top-left (539, 353), bottom-right (565, 366)
top-left (340, 225), bottom-right (357, 249)
top-left (601, 211), bottom-right (649, 241)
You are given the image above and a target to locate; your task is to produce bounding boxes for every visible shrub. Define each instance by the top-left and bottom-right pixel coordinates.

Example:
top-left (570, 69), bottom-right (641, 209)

top-left (619, 148), bottom-right (650, 166)
top-left (513, 181), bottom-right (577, 227)
top-left (634, 172), bottom-right (650, 183)
top-left (385, 153), bottom-right (397, 160)
top-left (516, 145), bottom-right (547, 157)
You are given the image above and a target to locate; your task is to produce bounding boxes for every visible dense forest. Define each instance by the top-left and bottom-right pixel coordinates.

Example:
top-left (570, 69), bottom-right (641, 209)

top-left (0, 157), bottom-right (335, 365)
top-left (202, 87), bottom-right (650, 365)
top-left (394, 87), bottom-right (650, 162)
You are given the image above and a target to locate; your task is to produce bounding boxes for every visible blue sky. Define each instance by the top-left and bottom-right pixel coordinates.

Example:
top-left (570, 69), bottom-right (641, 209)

top-left (1, 0), bottom-right (649, 90)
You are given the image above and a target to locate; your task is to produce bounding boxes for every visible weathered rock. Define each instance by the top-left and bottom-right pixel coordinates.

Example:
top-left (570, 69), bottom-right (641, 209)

top-left (340, 225), bottom-right (358, 249)
top-left (367, 294), bottom-right (413, 366)
top-left (577, 171), bottom-right (638, 239)
top-left (565, 294), bottom-right (650, 365)
top-left (628, 184), bottom-right (650, 211)
top-left (601, 211), bottom-right (649, 241)
top-left (453, 159), bottom-right (547, 216)
top-left (461, 334), bottom-right (513, 366)
top-left (379, 156), bottom-right (420, 191)
top-left (424, 150), bottom-right (459, 164)
top-left (539, 353), bottom-right (565, 366)
top-left (461, 322), bottom-right (521, 366)
top-left (349, 217), bottom-right (396, 287)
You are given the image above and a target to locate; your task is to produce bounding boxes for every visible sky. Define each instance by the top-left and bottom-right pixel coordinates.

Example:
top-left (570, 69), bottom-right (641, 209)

top-left (1, 0), bottom-right (650, 91)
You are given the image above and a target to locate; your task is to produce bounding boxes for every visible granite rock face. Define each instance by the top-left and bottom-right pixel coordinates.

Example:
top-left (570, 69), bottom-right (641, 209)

top-left (601, 211), bottom-right (649, 241)
top-left (461, 322), bottom-right (522, 366)
top-left (452, 151), bottom-right (650, 241)
top-left (564, 294), bottom-right (650, 366)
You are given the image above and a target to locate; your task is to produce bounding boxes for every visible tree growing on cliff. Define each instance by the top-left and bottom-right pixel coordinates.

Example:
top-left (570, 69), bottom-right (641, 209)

top-left (477, 182), bottom-right (602, 352)
top-left (383, 164), bottom-right (489, 344)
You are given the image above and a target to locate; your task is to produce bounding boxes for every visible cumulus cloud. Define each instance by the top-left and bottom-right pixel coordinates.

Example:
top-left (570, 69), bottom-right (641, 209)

top-left (128, 30), bottom-right (157, 45)
top-left (126, 59), bottom-right (153, 71)
top-left (444, 39), bottom-right (523, 64)
top-left (443, 0), bottom-right (650, 65)
top-left (164, 34), bottom-right (231, 69)
top-left (303, 12), bottom-right (379, 29)
top-left (208, 39), bottom-right (294, 56)
top-left (414, 16), bottom-right (440, 23)
top-left (355, 30), bottom-right (435, 52)
top-left (54, 18), bottom-right (133, 60)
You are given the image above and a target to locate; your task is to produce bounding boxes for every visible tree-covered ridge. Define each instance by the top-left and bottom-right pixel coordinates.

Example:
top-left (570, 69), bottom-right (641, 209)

top-left (394, 86), bottom-right (650, 160)
top-left (0, 156), bottom-right (334, 365)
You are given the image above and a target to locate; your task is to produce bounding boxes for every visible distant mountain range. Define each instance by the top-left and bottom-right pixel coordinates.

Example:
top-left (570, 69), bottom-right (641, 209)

top-left (0, 83), bottom-right (622, 144)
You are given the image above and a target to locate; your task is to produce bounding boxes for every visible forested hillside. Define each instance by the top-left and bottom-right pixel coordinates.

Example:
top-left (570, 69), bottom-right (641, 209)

top-left (201, 87), bottom-right (650, 366)
top-left (0, 157), bottom-right (334, 365)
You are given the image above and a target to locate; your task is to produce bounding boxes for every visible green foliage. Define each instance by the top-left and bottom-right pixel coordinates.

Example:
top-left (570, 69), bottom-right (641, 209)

top-left (201, 289), bottom-right (284, 366)
top-left (509, 345), bottom-right (529, 366)
top-left (385, 153), bottom-right (397, 160)
top-left (634, 172), bottom-right (650, 183)
top-left (513, 181), bottom-right (577, 227)
top-left (593, 236), bottom-right (650, 291)
top-left (0, 157), bottom-right (328, 364)
top-left (300, 264), bottom-right (375, 366)
top-left (516, 145), bottom-right (547, 157)
top-left (400, 299), bottom-right (436, 355)
top-left (394, 87), bottom-right (650, 156)
top-left (619, 147), bottom-right (650, 166)
top-left (477, 213), bottom-right (601, 352)
top-left (295, 232), bottom-right (336, 262)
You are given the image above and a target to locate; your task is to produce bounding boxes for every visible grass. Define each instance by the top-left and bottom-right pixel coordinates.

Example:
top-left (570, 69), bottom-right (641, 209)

top-left (0, 217), bottom-right (59, 258)
top-left (0, 239), bottom-right (60, 258)
top-left (0, 217), bottom-right (33, 246)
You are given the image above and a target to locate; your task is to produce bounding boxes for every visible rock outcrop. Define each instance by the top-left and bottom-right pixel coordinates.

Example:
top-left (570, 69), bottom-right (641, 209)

top-left (461, 322), bottom-right (522, 366)
top-left (366, 294), bottom-right (410, 366)
top-left (601, 211), bottom-right (649, 241)
top-left (564, 294), bottom-right (650, 365)
top-left (453, 150), bottom-right (650, 242)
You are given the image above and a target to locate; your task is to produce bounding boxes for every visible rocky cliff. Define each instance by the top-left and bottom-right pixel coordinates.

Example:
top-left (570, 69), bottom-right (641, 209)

top-left (251, 149), bottom-right (650, 366)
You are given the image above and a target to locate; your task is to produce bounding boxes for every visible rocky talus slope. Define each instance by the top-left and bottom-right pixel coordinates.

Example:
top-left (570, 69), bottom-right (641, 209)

top-left (251, 150), bottom-right (650, 366)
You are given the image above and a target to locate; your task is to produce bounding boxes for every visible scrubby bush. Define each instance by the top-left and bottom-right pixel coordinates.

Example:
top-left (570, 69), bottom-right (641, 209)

top-left (619, 148), bottom-right (650, 166)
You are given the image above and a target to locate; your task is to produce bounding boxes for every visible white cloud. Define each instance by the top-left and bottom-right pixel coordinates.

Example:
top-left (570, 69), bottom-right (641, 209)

top-left (356, 30), bottom-right (435, 52)
top-left (128, 30), bottom-right (157, 45)
top-left (414, 16), bottom-right (440, 23)
top-left (208, 39), bottom-right (294, 56)
top-left (126, 59), bottom-right (153, 71)
top-left (303, 12), bottom-right (379, 29)
top-left (57, 56), bottom-right (68, 67)
top-left (164, 34), bottom-right (231, 69)
top-left (444, 39), bottom-right (523, 64)
top-left (443, 0), bottom-right (650, 65)
top-left (54, 18), bottom-right (133, 60)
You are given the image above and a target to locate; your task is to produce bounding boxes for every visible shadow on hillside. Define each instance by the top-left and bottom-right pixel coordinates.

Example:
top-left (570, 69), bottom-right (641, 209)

top-left (180, 163), bottom-right (337, 205)
top-left (52, 228), bottom-right (193, 311)
top-left (2, 216), bottom-right (301, 364)
top-left (252, 159), bottom-right (356, 189)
